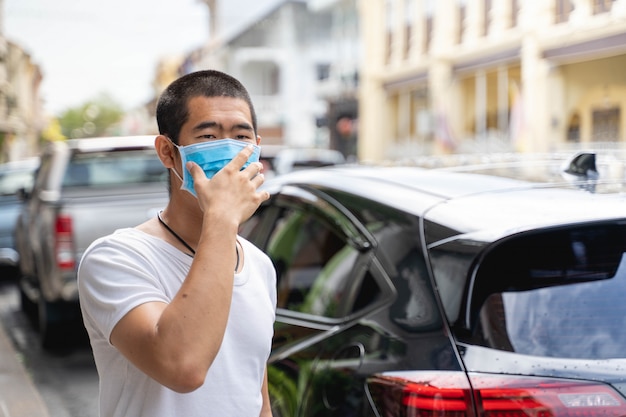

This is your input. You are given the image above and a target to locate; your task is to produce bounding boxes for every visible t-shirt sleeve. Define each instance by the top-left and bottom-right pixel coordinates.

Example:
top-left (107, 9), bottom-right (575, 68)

top-left (78, 237), bottom-right (170, 344)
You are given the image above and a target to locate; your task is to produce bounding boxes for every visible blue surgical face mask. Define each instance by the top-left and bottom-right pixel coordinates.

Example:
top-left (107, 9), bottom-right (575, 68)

top-left (169, 138), bottom-right (261, 197)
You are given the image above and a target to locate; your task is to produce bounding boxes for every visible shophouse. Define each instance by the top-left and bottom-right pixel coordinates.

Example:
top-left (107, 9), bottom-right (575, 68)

top-left (359, 0), bottom-right (626, 161)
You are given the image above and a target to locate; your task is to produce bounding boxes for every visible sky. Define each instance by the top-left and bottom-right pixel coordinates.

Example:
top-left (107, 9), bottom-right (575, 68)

top-left (4, 0), bottom-right (277, 116)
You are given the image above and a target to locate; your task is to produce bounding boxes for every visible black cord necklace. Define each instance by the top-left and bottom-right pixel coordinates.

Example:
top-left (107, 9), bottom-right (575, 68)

top-left (157, 211), bottom-right (240, 271)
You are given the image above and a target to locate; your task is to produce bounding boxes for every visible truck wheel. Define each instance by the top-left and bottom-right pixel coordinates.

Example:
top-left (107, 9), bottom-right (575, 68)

top-left (19, 285), bottom-right (37, 324)
top-left (38, 298), bottom-right (68, 351)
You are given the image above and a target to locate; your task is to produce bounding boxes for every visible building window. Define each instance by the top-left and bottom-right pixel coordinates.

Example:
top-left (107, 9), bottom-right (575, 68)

top-left (386, 0), bottom-right (394, 64)
top-left (592, 107), bottom-right (620, 142)
top-left (242, 62), bottom-right (280, 96)
top-left (316, 64), bottom-right (330, 81)
top-left (593, 0), bottom-right (616, 14)
top-left (457, 0), bottom-right (467, 43)
top-left (404, 25), bottom-right (413, 59)
top-left (424, 0), bottom-right (435, 52)
top-left (404, 0), bottom-right (416, 59)
top-left (484, 0), bottom-right (492, 36)
top-left (567, 113), bottom-right (581, 142)
top-left (556, 0), bottom-right (573, 23)
top-left (511, 0), bottom-right (519, 27)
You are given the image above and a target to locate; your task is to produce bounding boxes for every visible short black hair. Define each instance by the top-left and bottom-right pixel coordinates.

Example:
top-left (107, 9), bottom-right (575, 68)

top-left (156, 70), bottom-right (258, 144)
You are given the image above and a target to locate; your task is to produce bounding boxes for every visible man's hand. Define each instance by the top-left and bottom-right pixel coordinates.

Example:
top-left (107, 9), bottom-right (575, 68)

top-left (187, 144), bottom-right (270, 225)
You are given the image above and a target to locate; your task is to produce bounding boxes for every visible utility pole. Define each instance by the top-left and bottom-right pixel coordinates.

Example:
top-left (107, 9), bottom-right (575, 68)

top-left (199, 0), bottom-right (219, 39)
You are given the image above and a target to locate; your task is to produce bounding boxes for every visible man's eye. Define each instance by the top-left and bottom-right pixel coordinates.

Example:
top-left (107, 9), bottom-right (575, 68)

top-left (200, 134), bottom-right (217, 139)
top-left (235, 135), bottom-right (251, 140)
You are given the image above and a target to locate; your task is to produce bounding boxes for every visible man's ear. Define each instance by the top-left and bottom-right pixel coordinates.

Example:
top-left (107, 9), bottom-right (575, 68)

top-left (256, 135), bottom-right (262, 146)
top-left (155, 135), bottom-right (177, 168)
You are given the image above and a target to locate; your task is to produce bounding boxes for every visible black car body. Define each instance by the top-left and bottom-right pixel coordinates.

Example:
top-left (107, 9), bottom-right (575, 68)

top-left (239, 153), bottom-right (626, 416)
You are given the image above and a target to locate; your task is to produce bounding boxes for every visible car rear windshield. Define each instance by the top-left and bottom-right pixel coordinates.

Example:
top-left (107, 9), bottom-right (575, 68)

top-left (468, 222), bottom-right (626, 360)
top-left (63, 150), bottom-right (165, 188)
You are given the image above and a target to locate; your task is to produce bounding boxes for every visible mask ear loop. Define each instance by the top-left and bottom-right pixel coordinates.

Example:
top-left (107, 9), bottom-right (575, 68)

top-left (165, 137), bottom-right (185, 184)
top-left (170, 166), bottom-right (184, 184)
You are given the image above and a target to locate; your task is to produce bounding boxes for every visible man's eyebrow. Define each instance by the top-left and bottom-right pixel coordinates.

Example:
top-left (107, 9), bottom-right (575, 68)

top-left (234, 122), bottom-right (254, 132)
top-left (192, 121), bottom-right (218, 132)
top-left (192, 121), bottom-right (254, 132)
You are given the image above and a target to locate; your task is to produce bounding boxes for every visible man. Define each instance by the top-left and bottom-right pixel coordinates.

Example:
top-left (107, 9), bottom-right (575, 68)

top-left (78, 70), bottom-right (276, 417)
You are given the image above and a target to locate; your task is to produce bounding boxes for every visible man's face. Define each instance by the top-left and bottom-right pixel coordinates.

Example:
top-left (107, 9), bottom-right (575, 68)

top-left (171, 95), bottom-right (261, 175)
top-left (178, 95), bottom-right (258, 147)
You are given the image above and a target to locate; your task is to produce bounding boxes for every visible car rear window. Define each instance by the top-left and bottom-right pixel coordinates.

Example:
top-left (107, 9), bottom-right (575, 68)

top-left (468, 222), bottom-right (626, 360)
top-left (63, 150), bottom-right (165, 188)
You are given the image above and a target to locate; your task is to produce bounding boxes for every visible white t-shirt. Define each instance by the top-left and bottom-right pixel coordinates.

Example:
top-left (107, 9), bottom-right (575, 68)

top-left (78, 228), bottom-right (277, 417)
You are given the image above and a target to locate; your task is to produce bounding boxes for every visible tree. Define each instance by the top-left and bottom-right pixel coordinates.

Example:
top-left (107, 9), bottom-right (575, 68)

top-left (58, 93), bottom-right (125, 138)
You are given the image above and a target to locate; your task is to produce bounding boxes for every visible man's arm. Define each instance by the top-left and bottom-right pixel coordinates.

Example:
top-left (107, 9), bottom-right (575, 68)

top-left (260, 366), bottom-right (273, 417)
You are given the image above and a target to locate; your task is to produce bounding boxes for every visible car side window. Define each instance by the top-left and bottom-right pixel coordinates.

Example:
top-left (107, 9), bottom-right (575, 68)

top-left (266, 206), bottom-right (352, 315)
top-left (256, 195), bottom-right (385, 319)
top-left (321, 188), bottom-right (442, 331)
top-left (239, 187), bottom-right (391, 319)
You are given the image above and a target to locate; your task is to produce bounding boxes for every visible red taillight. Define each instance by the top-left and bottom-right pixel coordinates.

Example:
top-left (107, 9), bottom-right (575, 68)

top-left (472, 374), bottom-right (626, 417)
top-left (368, 372), bottom-right (475, 417)
top-left (368, 372), bottom-right (626, 417)
top-left (55, 214), bottom-right (75, 270)
top-left (403, 381), bottom-right (469, 412)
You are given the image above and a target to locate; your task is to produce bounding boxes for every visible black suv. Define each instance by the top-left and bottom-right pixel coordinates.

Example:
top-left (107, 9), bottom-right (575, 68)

top-left (240, 152), bottom-right (626, 417)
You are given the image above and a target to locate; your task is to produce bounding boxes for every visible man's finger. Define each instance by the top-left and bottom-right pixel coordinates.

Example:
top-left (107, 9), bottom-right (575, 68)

top-left (246, 161), bottom-right (263, 178)
top-left (186, 161), bottom-right (206, 181)
top-left (227, 144), bottom-right (256, 171)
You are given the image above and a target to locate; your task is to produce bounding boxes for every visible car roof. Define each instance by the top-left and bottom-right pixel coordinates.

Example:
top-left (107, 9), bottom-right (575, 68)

top-left (262, 160), bottom-right (626, 243)
top-left (63, 135), bottom-right (157, 152)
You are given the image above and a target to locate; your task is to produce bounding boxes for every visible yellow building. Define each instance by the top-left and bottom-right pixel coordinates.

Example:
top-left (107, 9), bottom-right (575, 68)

top-left (359, 0), bottom-right (626, 162)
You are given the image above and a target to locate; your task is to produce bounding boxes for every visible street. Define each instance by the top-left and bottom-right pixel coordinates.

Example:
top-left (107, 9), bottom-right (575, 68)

top-left (0, 279), bottom-right (98, 417)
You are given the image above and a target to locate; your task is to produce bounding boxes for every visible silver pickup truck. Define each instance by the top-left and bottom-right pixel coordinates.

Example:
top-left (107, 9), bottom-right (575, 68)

top-left (15, 136), bottom-right (169, 349)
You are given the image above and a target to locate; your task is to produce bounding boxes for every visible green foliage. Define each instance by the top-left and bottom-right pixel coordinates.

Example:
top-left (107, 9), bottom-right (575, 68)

top-left (57, 93), bottom-right (125, 138)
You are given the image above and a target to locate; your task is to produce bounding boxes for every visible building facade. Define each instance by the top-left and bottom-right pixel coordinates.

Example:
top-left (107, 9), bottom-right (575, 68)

top-left (0, 37), bottom-right (43, 162)
top-left (309, 0), bottom-right (361, 161)
top-left (0, 0), bottom-right (43, 161)
top-left (179, 0), bottom-right (334, 148)
top-left (359, 0), bottom-right (626, 162)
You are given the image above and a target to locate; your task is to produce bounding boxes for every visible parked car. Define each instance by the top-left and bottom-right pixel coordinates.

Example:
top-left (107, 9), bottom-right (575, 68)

top-left (0, 157), bottom-right (39, 279)
top-left (15, 136), bottom-right (168, 349)
top-left (259, 144), bottom-right (288, 178)
top-left (271, 147), bottom-right (346, 176)
top-left (239, 151), bottom-right (626, 416)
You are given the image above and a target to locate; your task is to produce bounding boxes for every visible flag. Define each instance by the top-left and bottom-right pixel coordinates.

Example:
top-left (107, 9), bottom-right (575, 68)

top-left (434, 111), bottom-right (456, 153)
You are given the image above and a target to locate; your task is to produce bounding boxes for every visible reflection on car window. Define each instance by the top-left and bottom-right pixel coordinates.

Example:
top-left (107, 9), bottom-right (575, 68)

top-left (473, 223), bottom-right (626, 359)
top-left (266, 204), bottom-right (378, 318)
top-left (63, 150), bottom-right (166, 188)
top-left (390, 247), bottom-right (441, 331)
top-left (323, 189), bottom-right (441, 331)
top-left (479, 259), bottom-right (626, 359)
